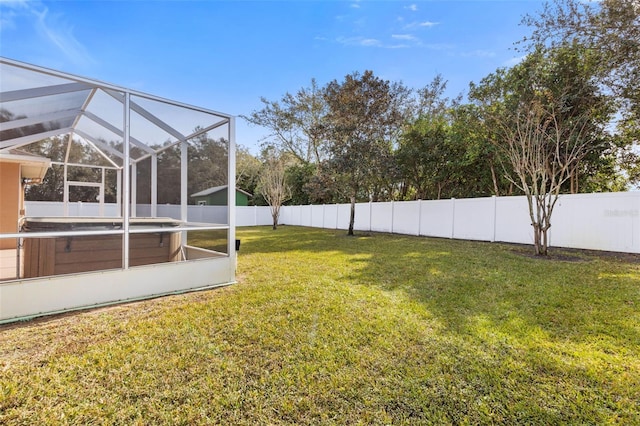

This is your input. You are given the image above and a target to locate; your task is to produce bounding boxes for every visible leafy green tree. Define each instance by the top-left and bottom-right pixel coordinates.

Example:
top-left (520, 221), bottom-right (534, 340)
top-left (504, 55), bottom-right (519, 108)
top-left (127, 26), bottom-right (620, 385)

top-left (284, 162), bottom-right (316, 206)
top-left (471, 45), bottom-right (614, 255)
top-left (397, 81), bottom-right (509, 201)
top-left (522, 0), bottom-right (639, 117)
top-left (522, 0), bottom-right (640, 181)
top-left (23, 136), bottom-right (119, 203)
top-left (243, 79), bottom-right (328, 164)
top-left (236, 145), bottom-right (261, 202)
top-left (447, 103), bottom-right (513, 197)
top-left (188, 134), bottom-right (228, 197)
top-left (471, 44), bottom-right (617, 193)
top-left (397, 116), bottom-right (456, 200)
top-left (323, 71), bottom-right (409, 235)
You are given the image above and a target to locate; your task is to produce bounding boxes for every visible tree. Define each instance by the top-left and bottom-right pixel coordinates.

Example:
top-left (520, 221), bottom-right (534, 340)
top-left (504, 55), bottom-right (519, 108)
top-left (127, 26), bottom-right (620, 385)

top-left (188, 134), bottom-right (228, 202)
top-left (397, 86), bottom-right (512, 200)
top-left (285, 162), bottom-right (317, 205)
top-left (23, 136), bottom-right (119, 203)
top-left (472, 46), bottom-right (613, 255)
top-left (236, 145), bottom-right (261, 202)
top-left (243, 79), bottom-right (328, 164)
top-left (323, 71), bottom-right (410, 235)
top-left (257, 146), bottom-right (291, 230)
top-left (522, 0), bottom-right (640, 162)
top-left (471, 44), bottom-right (618, 191)
top-left (499, 95), bottom-right (599, 255)
top-left (447, 103), bottom-right (512, 197)
top-left (397, 115), bottom-right (456, 200)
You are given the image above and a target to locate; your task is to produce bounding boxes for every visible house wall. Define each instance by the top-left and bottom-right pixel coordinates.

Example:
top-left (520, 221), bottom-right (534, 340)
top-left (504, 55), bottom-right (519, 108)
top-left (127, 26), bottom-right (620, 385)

top-left (0, 162), bottom-right (20, 250)
top-left (194, 189), bottom-right (249, 206)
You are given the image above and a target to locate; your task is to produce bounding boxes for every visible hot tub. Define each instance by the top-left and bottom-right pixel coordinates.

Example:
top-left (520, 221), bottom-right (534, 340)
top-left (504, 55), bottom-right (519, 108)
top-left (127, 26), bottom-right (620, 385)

top-left (21, 217), bottom-right (183, 278)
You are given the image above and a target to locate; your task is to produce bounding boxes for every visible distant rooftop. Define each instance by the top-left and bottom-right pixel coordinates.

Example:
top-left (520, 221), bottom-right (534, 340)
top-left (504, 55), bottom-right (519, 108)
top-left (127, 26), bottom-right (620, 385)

top-left (191, 185), bottom-right (252, 198)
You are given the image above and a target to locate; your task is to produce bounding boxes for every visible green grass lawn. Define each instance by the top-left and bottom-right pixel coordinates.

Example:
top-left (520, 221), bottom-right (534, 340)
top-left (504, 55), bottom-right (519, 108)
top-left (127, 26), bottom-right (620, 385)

top-left (1, 226), bottom-right (639, 424)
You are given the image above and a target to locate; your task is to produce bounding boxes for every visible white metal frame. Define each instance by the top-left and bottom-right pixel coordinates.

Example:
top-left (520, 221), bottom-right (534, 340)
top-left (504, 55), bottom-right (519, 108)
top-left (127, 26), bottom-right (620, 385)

top-left (0, 57), bottom-right (237, 323)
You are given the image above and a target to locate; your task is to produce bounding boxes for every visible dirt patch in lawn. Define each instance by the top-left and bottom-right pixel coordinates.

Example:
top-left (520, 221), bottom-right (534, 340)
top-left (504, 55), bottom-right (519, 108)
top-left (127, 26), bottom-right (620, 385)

top-left (510, 244), bottom-right (640, 263)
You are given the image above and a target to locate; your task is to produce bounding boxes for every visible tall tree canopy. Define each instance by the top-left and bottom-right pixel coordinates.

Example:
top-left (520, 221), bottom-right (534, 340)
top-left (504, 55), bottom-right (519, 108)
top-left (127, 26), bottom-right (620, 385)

top-left (243, 79), bottom-right (328, 164)
top-left (522, 0), bottom-right (640, 141)
top-left (323, 70), bottom-right (410, 235)
top-left (470, 44), bottom-right (615, 255)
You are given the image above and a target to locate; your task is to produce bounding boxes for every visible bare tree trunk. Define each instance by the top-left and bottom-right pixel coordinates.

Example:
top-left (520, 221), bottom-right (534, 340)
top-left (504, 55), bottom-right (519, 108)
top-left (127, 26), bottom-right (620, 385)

top-left (270, 204), bottom-right (280, 230)
top-left (348, 195), bottom-right (356, 236)
top-left (526, 193), bottom-right (542, 255)
top-left (533, 223), bottom-right (543, 255)
top-left (490, 162), bottom-right (500, 196)
top-left (259, 148), bottom-right (291, 231)
top-left (570, 164), bottom-right (579, 194)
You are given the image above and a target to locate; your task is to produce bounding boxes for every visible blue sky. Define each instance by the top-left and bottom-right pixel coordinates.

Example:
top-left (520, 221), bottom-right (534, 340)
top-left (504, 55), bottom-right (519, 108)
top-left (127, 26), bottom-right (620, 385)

top-left (0, 0), bottom-right (546, 153)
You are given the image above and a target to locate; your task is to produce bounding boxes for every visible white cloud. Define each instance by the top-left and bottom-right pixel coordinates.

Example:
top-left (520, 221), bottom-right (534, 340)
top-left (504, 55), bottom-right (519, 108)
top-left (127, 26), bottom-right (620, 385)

top-left (405, 4), bottom-right (418, 12)
top-left (0, 0), bottom-right (29, 7)
top-left (335, 36), bottom-right (412, 49)
top-left (404, 20), bottom-right (439, 30)
top-left (423, 43), bottom-right (456, 51)
top-left (460, 49), bottom-right (496, 58)
top-left (0, 0), bottom-right (28, 29)
top-left (360, 38), bottom-right (381, 47)
top-left (392, 34), bottom-right (418, 41)
top-left (503, 55), bottom-right (526, 67)
top-left (0, 0), bottom-right (94, 66)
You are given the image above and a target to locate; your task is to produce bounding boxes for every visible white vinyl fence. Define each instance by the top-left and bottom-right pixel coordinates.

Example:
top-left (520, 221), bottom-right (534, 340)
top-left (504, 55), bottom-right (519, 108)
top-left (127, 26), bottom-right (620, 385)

top-left (25, 191), bottom-right (640, 254)
top-left (282, 193), bottom-right (640, 254)
top-left (24, 202), bottom-right (273, 227)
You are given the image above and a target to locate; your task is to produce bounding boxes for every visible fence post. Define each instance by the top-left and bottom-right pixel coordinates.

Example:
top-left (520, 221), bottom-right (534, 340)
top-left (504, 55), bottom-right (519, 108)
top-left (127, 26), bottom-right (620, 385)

top-left (417, 199), bottom-right (422, 236)
top-left (391, 201), bottom-right (394, 234)
top-left (322, 204), bottom-right (326, 229)
top-left (451, 198), bottom-right (456, 239)
top-left (492, 195), bottom-right (497, 242)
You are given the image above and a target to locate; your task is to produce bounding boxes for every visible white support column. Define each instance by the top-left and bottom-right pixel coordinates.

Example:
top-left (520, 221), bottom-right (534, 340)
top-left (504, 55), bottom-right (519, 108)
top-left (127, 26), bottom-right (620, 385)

top-left (151, 153), bottom-right (158, 217)
top-left (122, 92), bottom-right (131, 269)
top-left (63, 164), bottom-right (69, 216)
top-left (116, 169), bottom-right (122, 217)
top-left (63, 134), bottom-right (73, 216)
top-left (228, 117), bottom-right (237, 278)
top-left (130, 162), bottom-right (137, 218)
top-left (180, 138), bottom-right (188, 246)
top-left (99, 167), bottom-right (105, 217)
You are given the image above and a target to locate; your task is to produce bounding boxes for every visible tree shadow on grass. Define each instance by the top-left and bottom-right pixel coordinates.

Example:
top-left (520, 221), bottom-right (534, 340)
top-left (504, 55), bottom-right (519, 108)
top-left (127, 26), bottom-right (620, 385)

top-left (239, 226), bottom-right (640, 351)
top-left (238, 226), bottom-right (640, 421)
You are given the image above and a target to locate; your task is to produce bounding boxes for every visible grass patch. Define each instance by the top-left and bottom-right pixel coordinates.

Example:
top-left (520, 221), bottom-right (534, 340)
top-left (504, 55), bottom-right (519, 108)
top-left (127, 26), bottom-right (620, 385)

top-left (1, 226), bottom-right (639, 424)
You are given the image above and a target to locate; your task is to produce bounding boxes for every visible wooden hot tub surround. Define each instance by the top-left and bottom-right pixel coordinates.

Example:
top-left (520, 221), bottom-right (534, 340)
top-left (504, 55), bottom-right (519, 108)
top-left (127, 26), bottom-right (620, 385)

top-left (21, 217), bottom-right (182, 278)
